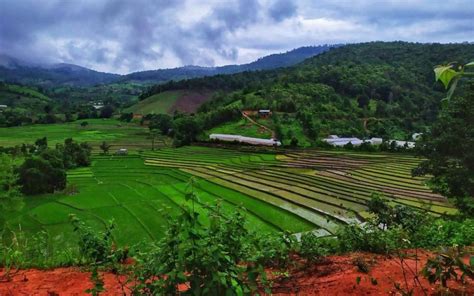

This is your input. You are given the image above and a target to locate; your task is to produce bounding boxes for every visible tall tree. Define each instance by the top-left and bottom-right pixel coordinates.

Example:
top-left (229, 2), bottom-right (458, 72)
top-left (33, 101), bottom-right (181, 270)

top-left (0, 153), bottom-right (23, 229)
top-left (100, 141), bottom-right (111, 155)
top-left (414, 62), bottom-right (474, 215)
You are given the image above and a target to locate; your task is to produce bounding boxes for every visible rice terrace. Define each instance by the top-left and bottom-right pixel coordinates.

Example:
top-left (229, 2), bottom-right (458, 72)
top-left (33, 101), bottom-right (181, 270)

top-left (4, 144), bottom-right (456, 250)
top-left (1, 2), bottom-right (474, 294)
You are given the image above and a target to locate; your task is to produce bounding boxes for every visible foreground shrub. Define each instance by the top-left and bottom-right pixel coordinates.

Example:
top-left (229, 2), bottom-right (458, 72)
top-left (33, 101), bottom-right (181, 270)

top-left (413, 218), bottom-right (474, 248)
top-left (298, 232), bottom-right (331, 264)
top-left (422, 247), bottom-right (474, 288)
top-left (336, 223), bottom-right (407, 254)
top-left (129, 184), bottom-right (268, 295)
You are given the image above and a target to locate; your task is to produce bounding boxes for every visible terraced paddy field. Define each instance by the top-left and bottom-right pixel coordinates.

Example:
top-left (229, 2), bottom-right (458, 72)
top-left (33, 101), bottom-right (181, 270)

top-left (4, 146), bottom-right (456, 250)
top-left (0, 119), bottom-right (170, 151)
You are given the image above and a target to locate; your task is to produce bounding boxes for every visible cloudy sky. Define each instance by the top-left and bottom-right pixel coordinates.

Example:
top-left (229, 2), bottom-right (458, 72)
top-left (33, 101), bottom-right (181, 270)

top-left (1, 0), bottom-right (473, 74)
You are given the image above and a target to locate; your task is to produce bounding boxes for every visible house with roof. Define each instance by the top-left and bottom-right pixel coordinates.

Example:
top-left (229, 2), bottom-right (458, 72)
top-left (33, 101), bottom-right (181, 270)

top-left (258, 109), bottom-right (272, 118)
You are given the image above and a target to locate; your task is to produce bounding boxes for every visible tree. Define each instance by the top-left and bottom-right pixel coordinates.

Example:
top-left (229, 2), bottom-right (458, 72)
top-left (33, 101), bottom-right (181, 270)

top-left (173, 116), bottom-right (201, 147)
top-left (149, 114), bottom-right (172, 135)
top-left (290, 137), bottom-right (299, 147)
top-left (149, 129), bottom-right (158, 151)
top-left (100, 141), bottom-right (111, 155)
top-left (35, 137), bottom-right (48, 151)
top-left (100, 105), bottom-right (114, 118)
top-left (18, 151), bottom-right (66, 195)
top-left (414, 62), bottom-right (474, 215)
top-left (60, 138), bottom-right (92, 169)
top-left (0, 153), bottom-right (23, 229)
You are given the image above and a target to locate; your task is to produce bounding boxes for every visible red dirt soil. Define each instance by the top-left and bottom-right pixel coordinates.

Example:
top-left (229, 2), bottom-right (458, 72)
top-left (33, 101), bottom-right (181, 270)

top-left (1, 250), bottom-right (472, 295)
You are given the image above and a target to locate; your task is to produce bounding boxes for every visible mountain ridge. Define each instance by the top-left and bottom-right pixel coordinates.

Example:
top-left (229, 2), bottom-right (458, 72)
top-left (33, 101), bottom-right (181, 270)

top-left (0, 45), bottom-right (337, 87)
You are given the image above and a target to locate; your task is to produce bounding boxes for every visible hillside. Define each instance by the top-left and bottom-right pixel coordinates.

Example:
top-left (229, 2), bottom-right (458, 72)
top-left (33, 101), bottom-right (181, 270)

top-left (124, 89), bottom-right (213, 115)
top-left (0, 82), bottom-right (52, 111)
top-left (0, 46), bottom-right (333, 88)
top-left (142, 42), bottom-right (474, 142)
top-left (0, 55), bottom-right (120, 87)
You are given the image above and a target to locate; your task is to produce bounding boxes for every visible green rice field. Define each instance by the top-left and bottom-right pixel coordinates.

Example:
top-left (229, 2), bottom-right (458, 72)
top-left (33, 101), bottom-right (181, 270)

top-left (3, 146), bottom-right (456, 250)
top-left (0, 119), bottom-right (169, 150)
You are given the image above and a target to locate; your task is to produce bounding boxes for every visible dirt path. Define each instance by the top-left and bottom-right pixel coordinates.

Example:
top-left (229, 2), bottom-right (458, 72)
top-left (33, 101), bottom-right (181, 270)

top-left (242, 111), bottom-right (275, 138)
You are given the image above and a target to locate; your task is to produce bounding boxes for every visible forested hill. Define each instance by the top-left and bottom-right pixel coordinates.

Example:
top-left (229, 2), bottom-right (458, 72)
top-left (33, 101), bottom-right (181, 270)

top-left (141, 42), bottom-right (474, 140)
top-left (121, 45), bottom-right (336, 83)
top-left (0, 45), bottom-right (334, 87)
top-left (0, 57), bottom-right (120, 87)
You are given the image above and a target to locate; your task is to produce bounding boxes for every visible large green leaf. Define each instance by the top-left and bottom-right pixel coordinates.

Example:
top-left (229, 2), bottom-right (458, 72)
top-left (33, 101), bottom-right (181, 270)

top-left (444, 77), bottom-right (459, 101)
top-left (434, 66), bottom-right (459, 89)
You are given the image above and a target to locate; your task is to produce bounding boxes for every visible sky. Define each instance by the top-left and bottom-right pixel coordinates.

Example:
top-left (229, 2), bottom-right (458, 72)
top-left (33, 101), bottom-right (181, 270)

top-left (0, 0), bottom-right (473, 74)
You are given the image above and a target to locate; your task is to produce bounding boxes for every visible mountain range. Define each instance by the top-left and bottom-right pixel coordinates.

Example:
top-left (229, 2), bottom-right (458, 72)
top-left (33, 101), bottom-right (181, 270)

top-left (0, 45), bottom-right (337, 87)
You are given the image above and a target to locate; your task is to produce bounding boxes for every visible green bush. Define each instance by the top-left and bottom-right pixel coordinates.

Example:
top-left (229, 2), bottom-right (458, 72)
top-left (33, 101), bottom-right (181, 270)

top-left (129, 189), bottom-right (269, 295)
top-left (298, 232), bottom-right (331, 263)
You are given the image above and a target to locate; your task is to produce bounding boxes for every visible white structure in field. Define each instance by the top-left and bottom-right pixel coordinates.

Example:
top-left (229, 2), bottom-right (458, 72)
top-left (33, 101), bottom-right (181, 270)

top-left (323, 135), bottom-right (383, 147)
top-left (210, 134), bottom-right (281, 146)
top-left (115, 148), bottom-right (128, 155)
top-left (92, 102), bottom-right (104, 110)
top-left (368, 137), bottom-right (383, 145)
top-left (412, 133), bottom-right (423, 141)
top-left (388, 140), bottom-right (416, 149)
top-left (324, 133), bottom-right (420, 149)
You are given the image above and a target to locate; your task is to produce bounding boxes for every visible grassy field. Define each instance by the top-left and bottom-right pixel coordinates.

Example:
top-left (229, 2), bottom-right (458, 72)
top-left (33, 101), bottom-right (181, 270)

top-left (3, 146), bottom-right (456, 252)
top-left (0, 119), bottom-right (169, 150)
top-left (124, 90), bottom-right (182, 115)
top-left (205, 118), bottom-right (273, 139)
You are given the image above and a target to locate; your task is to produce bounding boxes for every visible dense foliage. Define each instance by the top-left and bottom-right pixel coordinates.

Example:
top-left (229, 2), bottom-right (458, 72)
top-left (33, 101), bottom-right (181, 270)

top-left (17, 138), bottom-right (91, 195)
top-left (415, 61), bottom-right (474, 216)
top-left (142, 42), bottom-right (474, 141)
top-left (0, 153), bottom-right (23, 229)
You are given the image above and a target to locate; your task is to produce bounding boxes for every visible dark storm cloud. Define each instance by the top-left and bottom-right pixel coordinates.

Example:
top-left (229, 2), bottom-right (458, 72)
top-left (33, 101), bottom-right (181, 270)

top-left (0, 0), bottom-right (472, 73)
top-left (269, 0), bottom-right (297, 22)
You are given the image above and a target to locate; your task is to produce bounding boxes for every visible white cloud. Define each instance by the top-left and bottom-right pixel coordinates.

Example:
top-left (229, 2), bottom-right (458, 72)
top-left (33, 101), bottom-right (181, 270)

top-left (0, 0), bottom-right (472, 74)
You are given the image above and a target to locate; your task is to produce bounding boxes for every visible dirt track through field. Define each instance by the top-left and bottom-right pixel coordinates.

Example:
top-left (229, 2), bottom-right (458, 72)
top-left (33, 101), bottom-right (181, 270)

top-left (242, 111), bottom-right (275, 138)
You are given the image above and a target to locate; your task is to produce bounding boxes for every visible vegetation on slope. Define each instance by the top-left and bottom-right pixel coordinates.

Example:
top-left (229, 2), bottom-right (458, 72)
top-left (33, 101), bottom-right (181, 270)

top-left (141, 42), bottom-right (474, 143)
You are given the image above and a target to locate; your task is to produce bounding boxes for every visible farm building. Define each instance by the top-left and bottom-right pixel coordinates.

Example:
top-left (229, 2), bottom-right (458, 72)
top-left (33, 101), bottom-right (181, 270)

top-left (115, 148), bottom-right (128, 155)
top-left (388, 140), bottom-right (416, 149)
top-left (258, 109), bottom-right (272, 118)
top-left (210, 134), bottom-right (281, 146)
top-left (323, 136), bottom-right (383, 147)
top-left (412, 133), bottom-right (423, 140)
top-left (92, 102), bottom-right (104, 110)
top-left (323, 136), bottom-right (364, 147)
top-left (368, 137), bottom-right (383, 145)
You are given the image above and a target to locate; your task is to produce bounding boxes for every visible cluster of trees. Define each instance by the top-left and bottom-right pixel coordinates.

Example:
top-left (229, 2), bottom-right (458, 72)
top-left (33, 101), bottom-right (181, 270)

top-left (17, 138), bottom-right (92, 195)
top-left (139, 42), bottom-right (474, 141)
top-left (144, 105), bottom-right (242, 146)
top-left (0, 104), bottom-right (116, 127)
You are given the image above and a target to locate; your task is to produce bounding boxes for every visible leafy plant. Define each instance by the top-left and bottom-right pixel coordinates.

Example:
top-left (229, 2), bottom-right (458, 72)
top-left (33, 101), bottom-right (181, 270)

top-left (298, 232), bottom-right (330, 264)
top-left (422, 247), bottom-right (474, 288)
top-left (434, 61), bottom-right (474, 100)
top-left (129, 179), bottom-right (269, 295)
